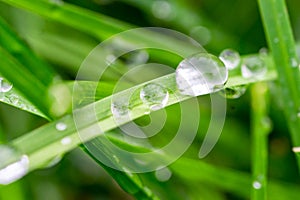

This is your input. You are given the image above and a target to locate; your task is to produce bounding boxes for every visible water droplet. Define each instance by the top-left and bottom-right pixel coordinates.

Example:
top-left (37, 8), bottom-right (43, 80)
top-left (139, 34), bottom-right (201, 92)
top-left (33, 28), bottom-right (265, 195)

top-left (155, 167), bottom-right (172, 182)
top-left (252, 181), bottom-right (262, 189)
top-left (60, 137), bottom-right (72, 145)
top-left (0, 77), bottom-right (13, 93)
top-left (111, 100), bottom-right (130, 122)
top-left (297, 111), bottom-right (300, 118)
top-left (274, 38), bottom-right (279, 43)
top-left (259, 47), bottom-right (268, 57)
top-left (290, 58), bottom-right (298, 68)
top-left (219, 49), bottom-right (241, 70)
top-left (0, 145), bottom-right (29, 185)
top-left (176, 53), bottom-right (228, 96)
top-left (241, 56), bottom-right (267, 78)
top-left (140, 83), bottom-right (169, 111)
top-left (8, 94), bottom-right (19, 104)
top-left (152, 1), bottom-right (174, 20)
top-left (219, 85), bottom-right (247, 99)
top-left (56, 122), bottom-right (67, 131)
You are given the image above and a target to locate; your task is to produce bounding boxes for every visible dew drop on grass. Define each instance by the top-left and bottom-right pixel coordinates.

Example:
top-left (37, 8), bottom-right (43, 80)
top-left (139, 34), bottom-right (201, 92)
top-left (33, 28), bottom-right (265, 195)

top-left (176, 53), bottom-right (228, 96)
top-left (241, 56), bottom-right (267, 78)
top-left (60, 137), bottom-right (72, 145)
top-left (56, 122), bottom-right (67, 131)
top-left (219, 85), bottom-right (247, 99)
top-left (155, 167), bottom-right (172, 182)
top-left (0, 145), bottom-right (29, 185)
top-left (219, 49), bottom-right (241, 70)
top-left (0, 77), bottom-right (13, 93)
top-left (259, 47), bottom-right (268, 57)
top-left (140, 83), bottom-right (169, 111)
top-left (111, 100), bottom-right (130, 121)
top-left (252, 181), bottom-right (262, 190)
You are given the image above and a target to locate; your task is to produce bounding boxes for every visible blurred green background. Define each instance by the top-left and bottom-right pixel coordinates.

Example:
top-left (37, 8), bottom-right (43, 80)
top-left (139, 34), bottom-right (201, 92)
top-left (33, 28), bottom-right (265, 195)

top-left (0, 0), bottom-right (300, 199)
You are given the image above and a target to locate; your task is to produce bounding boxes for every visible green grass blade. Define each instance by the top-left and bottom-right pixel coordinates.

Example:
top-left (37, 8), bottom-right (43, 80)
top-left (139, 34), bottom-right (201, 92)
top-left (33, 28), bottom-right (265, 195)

top-left (0, 47), bottom-right (50, 117)
top-left (0, 16), bottom-right (56, 87)
top-left (250, 83), bottom-right (270, 200)
top-left (7, 63), bottom-right (276, 176)
top-left (257, 0), bottom-right (300, 169)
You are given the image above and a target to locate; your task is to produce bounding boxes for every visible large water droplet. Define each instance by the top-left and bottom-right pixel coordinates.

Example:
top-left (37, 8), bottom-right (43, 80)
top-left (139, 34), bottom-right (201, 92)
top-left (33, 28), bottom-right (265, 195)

top-left (252, 181), bottom-right (262, 190)
top-left (155, 167), bottom-right (172, 182)
top-left (0, 145), bottom-right (29, 185)
top-left (219, 49), bottom-right (241, 70)
top-left (176, 53), bottom-right (228, 96)
top-left (241, 56), bottom-right (267, 78)
top-left (56, 122), bottom-right (67, 131)
top-left (140, 83), bottom-right (169, 111)
top-left (219, 85), bottom-right (247, 99)
top-left (0, 77), bottom-right (13, 93)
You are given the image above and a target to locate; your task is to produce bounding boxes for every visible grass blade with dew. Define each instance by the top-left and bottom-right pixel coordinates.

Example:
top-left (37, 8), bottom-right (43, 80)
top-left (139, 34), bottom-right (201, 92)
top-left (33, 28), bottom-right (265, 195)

top-left (258, 0), bottom-right (300, 170)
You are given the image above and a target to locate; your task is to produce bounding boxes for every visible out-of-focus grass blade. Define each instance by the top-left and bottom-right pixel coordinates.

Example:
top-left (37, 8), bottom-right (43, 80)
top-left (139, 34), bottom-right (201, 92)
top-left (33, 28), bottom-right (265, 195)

top-left (251, 83), bottom-right (270, 200)
top-left (171, 158), bottom-right (300, 200)
top-left (258, 0), bottom-right (300, 169)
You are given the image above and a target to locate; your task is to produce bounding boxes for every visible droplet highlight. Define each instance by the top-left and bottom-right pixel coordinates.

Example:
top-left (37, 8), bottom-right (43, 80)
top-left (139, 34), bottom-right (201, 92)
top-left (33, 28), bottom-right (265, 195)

top-left (140, 83), bottom-right (169, 111)
top-left (155, 167), bottom-right (172, 182)
top-left (176, 53), bottom-right (228, 96)
top-left (0, 145), bottom-right (29, 185)
top-left (219, 49), bottom-right (241, 70)
top-left (252, 181), bottom-right (262, 190)
top-left (56, 122), bottom-right (67, 131)
top-left (241, 56), bottom-right (267, 78)
top-left (60, 137), bottom-right (72, 145)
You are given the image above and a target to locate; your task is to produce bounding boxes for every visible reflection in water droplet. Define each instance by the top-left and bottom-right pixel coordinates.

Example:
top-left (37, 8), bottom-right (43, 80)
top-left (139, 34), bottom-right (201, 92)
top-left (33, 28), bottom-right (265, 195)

top-left (140, 83), bottom-right (169, 111)
top-left (152, 1), bottom-right (173, 20)
top-left (0, 77), bottom-right (13, 93)
top-left (155, 167), bottom-right (172, 182)
top-left (56, 122), bottom-right (67, 131)
top-left (176, 53), bottom-right (228, 96)
top-left (60, 137), bottom-right (72, 145)
top-left (219, 85), bottom-right (247, 99)
top-left (0, 145), bottom-right (29, 185)
top-left (219, 49), bottom-right (241, 70)
top-left (252, 181), bottom-right (262, 189)
top-left (241, 56), bottom-right (267, 78)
